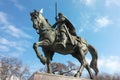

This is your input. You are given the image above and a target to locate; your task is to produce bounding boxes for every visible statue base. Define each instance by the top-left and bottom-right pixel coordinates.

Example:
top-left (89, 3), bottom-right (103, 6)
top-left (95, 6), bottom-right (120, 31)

top-left (28, 72), bottom-right (92, 80)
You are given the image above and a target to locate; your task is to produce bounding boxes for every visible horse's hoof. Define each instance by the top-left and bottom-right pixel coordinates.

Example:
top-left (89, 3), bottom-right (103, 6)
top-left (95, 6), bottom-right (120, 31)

top-left (40, 60), bottom-right (45, 65)
top-left (74, 74), bottom-right (79, 78)
top-left (90, 75), bottom-right (94, 79)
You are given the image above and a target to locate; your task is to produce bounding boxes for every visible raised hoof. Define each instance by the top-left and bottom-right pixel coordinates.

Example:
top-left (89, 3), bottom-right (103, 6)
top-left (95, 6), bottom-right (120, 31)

top-left (40, 58), bottom-right (46, 65)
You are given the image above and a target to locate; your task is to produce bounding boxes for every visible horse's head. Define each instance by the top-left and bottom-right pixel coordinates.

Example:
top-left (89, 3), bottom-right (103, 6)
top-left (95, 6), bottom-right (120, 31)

top-left (30, 9), bottom-right (50, 32)
top-left (30, 10), bottom-right (40, 30)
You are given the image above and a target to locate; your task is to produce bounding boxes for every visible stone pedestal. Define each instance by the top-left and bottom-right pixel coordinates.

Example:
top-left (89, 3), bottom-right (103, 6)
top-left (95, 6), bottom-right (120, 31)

top-left (28, 72), bottom-right (92, 80)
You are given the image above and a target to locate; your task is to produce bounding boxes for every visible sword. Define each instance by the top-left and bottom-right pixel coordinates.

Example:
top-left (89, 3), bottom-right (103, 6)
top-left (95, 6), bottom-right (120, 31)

top-left (55, 2), bottom-right (58, 21)
top-left (64, 25), bottom-right (74, 45)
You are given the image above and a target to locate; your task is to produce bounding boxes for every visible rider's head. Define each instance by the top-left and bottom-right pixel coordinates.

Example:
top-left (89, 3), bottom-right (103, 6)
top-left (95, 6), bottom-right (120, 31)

top-left (58, 13), bottom-right (63, 18)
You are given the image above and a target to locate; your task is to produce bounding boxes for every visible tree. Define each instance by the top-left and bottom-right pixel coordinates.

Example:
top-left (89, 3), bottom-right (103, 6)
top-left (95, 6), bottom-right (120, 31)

top-left (51, 62), bottom-right (68, 75)
top-left (93, 73), bottom-right (120, 80)
top-left (39, 61), bottom-right (79, 76)
top-left (39, 61), bottom-right (120, 79)
top-left (0, 56), bottom-right (30, 80)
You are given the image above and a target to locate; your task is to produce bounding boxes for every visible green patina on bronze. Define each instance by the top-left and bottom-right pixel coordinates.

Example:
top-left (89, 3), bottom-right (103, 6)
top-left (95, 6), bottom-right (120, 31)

top-left (30, 9), bottom-right (99, 79)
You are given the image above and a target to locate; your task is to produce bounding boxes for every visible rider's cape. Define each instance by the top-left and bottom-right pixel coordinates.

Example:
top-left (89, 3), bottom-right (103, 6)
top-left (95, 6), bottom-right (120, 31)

top-left (64, 16), bottom-right (77, 36)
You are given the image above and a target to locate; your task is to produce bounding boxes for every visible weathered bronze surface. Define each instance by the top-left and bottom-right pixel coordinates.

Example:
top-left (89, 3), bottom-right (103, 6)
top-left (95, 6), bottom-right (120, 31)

top-left (30, 9), bottom-right (99, 79)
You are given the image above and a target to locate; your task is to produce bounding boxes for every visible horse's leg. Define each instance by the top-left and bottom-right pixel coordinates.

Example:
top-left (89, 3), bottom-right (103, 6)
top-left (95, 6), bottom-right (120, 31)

top-left (85, 62), bottom-right (93, 79)
top-left (75, 64), bottom-right (84, 77)
top-left (72, 49), bottom-right (86, 77)
top-left (33, 40), bottom-right (50, 65)
top-left (46, 59), bottom-right (52, 73)
top-left (43, 49), bottom-right (54, 73)
top-left (75, 45), bottom-right (93, 79)
top-left (76, 48), bottom-right (93, 79)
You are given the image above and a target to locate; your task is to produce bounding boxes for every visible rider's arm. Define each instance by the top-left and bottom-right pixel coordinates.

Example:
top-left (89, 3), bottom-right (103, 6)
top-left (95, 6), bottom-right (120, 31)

top-left (52, 17), bottom-right (65, 28)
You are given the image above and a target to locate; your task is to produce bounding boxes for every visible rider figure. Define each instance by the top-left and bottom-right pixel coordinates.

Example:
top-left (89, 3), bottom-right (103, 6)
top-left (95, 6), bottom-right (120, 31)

top-left (53, 13), bottom-right (77, 48)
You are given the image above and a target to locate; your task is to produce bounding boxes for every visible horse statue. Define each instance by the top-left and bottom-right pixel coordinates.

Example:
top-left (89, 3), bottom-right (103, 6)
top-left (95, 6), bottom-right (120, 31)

top-left (30, 9), bottom-right (99, 79)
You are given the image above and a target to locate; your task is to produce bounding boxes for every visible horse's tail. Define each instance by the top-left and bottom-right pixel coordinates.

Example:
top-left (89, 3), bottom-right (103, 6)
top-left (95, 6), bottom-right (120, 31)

top-left (87, 44), bottom-right (99, 75)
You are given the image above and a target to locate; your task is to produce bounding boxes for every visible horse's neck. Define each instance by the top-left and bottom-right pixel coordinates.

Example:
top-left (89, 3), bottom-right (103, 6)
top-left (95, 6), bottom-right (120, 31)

top-left (40, 15), bottom-right (52, 29)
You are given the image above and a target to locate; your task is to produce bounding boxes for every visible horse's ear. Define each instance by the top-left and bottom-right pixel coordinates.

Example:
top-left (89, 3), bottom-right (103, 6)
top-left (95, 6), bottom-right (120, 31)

top-left (34, 9), bottom-right (37, 12)
top-left (39, 8), bottom-right (43, 14)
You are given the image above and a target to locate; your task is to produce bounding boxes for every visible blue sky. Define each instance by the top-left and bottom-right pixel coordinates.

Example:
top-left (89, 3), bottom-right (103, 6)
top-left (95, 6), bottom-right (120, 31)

top-left (0, 0), bottom-right (120, 75)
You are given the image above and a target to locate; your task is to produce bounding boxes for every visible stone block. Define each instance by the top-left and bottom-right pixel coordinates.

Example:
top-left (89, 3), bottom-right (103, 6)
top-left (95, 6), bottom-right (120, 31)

top-left (28, 72), bottom-right (92, 80)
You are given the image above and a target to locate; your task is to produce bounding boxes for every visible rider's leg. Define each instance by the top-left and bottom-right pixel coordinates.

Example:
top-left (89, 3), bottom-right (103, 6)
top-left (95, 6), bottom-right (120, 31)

top-left (60, 31), bottom-right (67, 48)
top-left (57, 24), bottom-right (67, 48)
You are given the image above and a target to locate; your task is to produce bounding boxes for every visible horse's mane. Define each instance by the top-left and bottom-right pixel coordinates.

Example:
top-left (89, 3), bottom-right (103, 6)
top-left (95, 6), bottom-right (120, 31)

top-left (39, 13), bottom-right (52, 28)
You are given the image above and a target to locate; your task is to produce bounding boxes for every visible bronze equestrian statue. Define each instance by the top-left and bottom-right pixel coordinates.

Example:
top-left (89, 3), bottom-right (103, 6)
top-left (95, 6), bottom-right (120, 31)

top-left (53, 13), bottom-right (77, 48)
top-left (30, 9), bottom-right (99, 79)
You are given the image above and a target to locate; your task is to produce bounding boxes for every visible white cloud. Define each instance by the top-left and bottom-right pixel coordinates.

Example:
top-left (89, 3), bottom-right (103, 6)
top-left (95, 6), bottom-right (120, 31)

top-left (98, 56), bottom-right (120, 73)
top-left (72, 0), bottom-right (95, 6)
top-left (0, 11), bottom-right (32, 57)
top-left (0, 37), bottom-right (30, 57)
top-left (0, 38), bottom-right (25, 51)
top-left (0, 45), bottom-right (9, 52)
top-left (105, 0), bottom-right (120, 7)
top-left (94, 16), bottom-right (111, 32)
top-left (5, 25), bottom-right (32, 38)
top-left (0, 12), bottom-right (9, 25)
top-left (0, 11), bottom-right (32, 39)
top-left (96, 17), bottom-right (110, 27)
top-left (85, 55), bottom-right (120, 73)
top-left (84, 0), bottom-right (95, 6)
top-left (11, 0), bottom-right (25, 11)
top-left (0, 38), bottom-right (15, 45)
